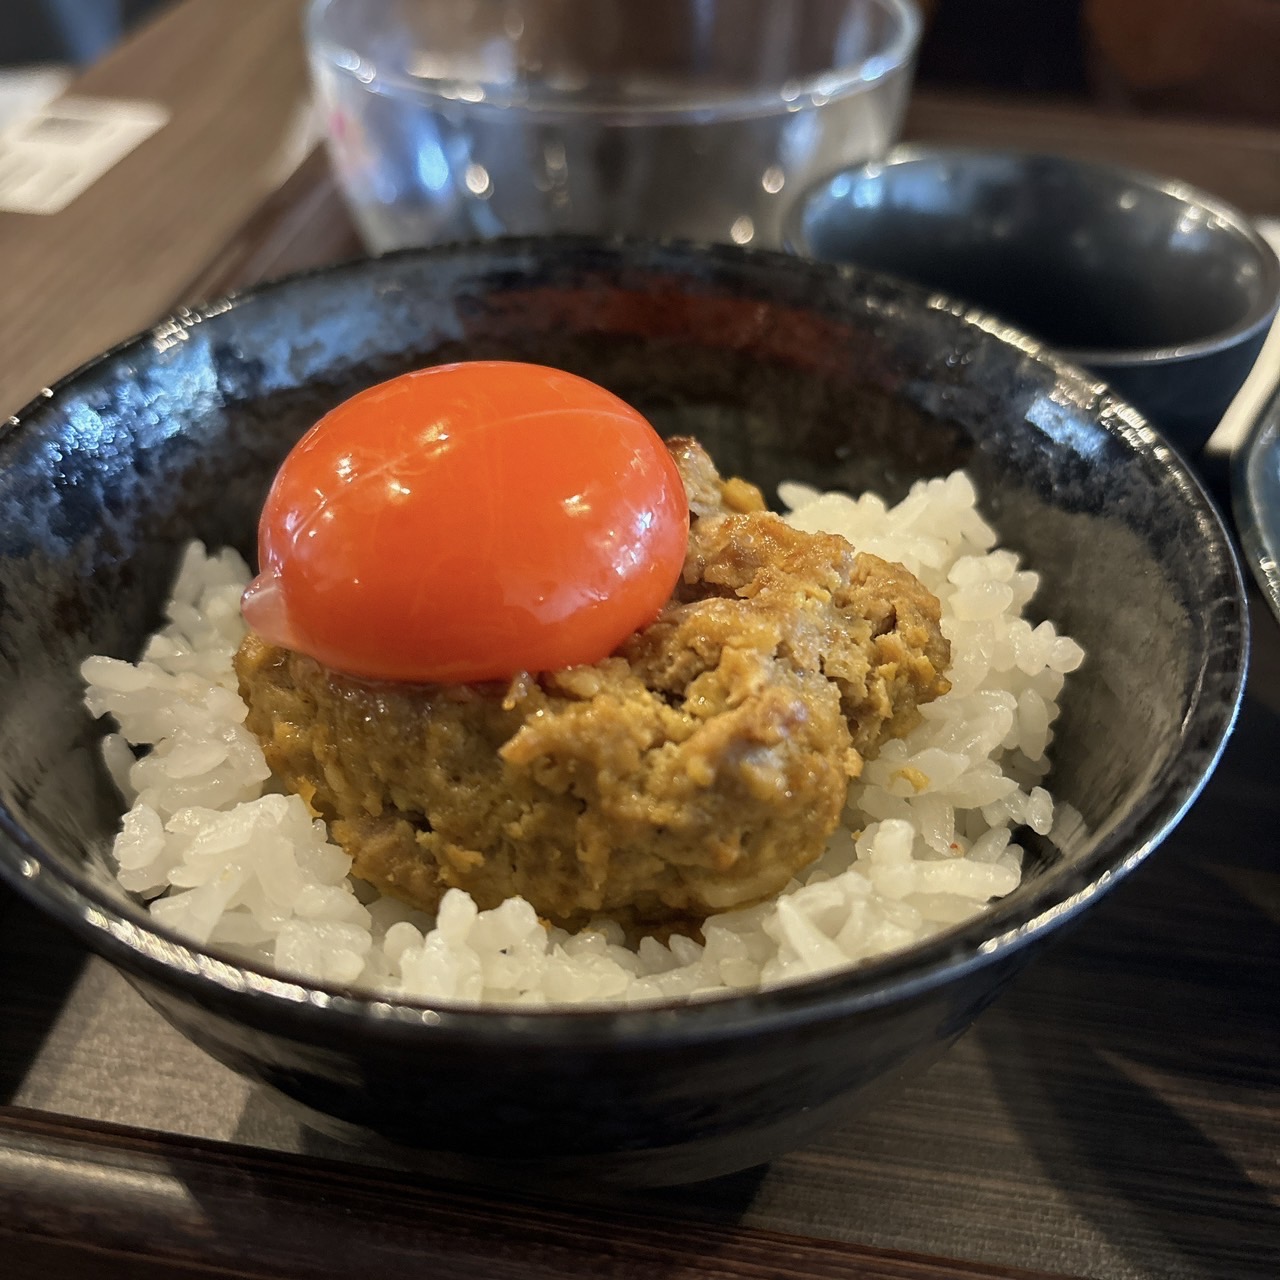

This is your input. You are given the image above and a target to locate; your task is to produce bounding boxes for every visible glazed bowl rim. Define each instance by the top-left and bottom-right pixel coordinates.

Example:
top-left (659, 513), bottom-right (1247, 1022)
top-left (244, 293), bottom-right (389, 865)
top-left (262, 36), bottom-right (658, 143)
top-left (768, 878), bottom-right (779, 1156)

top-left (0, 235), bottom-right (1249, 1049)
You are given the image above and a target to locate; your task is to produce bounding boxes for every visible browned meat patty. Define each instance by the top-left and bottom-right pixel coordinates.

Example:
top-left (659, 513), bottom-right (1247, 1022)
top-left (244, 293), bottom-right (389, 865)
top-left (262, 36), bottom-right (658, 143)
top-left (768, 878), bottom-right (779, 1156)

top-left (234, 439), bottom-right (950, 932)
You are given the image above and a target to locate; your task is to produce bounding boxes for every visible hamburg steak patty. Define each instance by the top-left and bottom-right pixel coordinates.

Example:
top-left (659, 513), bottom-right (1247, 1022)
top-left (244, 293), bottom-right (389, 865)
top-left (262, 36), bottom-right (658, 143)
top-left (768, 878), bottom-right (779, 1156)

top-left (235, 439), bottom-right (950, 931)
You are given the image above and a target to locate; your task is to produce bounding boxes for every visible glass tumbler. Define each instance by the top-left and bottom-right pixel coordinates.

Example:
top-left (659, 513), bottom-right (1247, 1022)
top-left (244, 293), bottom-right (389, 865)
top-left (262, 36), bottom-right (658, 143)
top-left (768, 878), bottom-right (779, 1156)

top-left (307, 0), bottom-right (921, 252)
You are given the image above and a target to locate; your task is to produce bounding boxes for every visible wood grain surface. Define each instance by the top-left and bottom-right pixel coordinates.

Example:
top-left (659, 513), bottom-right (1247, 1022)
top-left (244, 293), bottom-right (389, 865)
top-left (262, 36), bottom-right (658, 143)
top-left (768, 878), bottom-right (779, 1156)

top-left (1, 3), bottom-right (1279, 1277)
top-left (903, 91), bottom-right (1280, 215)
top-left (0, 1107), bottom-right (1091, 1280)
top-left (0, 0), bottom-right (315, 418)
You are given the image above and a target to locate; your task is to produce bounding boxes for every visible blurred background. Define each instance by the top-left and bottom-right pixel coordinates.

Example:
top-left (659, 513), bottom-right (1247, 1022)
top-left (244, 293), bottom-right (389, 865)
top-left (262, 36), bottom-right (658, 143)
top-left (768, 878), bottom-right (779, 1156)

top-left (3, 0), bottom-right (1280, 124)
top-left (1, 0), bottom-right (164, 65)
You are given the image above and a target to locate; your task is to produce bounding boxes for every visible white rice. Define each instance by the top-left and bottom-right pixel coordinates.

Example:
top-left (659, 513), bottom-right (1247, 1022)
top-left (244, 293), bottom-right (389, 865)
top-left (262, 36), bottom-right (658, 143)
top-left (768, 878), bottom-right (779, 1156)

top-left (83, 471), bottom-right (1084, 1007)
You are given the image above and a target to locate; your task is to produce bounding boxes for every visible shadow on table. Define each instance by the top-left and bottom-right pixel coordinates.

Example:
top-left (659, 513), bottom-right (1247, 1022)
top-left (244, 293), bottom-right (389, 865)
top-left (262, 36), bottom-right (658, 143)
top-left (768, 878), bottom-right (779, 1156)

top-left (0, 883), bottom-right (87, 1103)
top-left (979, 650), bottom-right (1280, 1279)
top-left (234, 1076), bottom-right (774, 1223)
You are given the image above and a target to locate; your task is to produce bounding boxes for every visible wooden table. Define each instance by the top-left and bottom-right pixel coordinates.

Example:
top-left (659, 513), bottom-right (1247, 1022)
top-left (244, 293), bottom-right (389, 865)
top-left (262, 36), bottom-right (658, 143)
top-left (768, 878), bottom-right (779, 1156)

top-left (1, 4), bottom-right (1278, 1277)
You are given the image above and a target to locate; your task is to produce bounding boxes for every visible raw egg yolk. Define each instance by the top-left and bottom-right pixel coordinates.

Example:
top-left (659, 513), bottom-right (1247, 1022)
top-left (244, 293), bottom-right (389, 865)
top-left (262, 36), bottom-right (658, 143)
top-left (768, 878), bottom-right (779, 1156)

top-left (242, 361), bottom-right (689, 684)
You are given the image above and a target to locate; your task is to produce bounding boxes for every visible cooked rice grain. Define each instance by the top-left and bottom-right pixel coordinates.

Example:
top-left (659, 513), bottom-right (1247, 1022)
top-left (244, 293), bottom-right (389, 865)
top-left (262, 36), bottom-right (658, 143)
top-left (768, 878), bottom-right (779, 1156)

top-left (85, 472), bottom-right (1084, 1006)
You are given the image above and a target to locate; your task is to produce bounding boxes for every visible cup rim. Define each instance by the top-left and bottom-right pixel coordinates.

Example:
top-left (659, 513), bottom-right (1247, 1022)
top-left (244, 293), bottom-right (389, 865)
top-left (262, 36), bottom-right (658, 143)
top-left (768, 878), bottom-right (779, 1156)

top-left (305, 0), bottom-right (922, 123)
top-left (785, 144), bottom-right (1280, 367)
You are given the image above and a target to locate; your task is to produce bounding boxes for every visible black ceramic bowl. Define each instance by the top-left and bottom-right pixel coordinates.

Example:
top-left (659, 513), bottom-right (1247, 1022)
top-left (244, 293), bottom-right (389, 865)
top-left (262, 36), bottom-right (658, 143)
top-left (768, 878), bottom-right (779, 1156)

top-left (788, 147), bottom-right (1280, 457)
top-left (0, 238), bottom-right (1247, 1185)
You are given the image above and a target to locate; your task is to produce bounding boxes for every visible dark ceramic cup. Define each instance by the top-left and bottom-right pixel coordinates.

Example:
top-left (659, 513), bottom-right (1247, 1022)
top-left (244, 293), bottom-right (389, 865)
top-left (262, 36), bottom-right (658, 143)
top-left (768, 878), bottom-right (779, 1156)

top-left (787, 147), bottom-right (1280, 458)
top-left (0, 238), bottom-right (1247, 1185)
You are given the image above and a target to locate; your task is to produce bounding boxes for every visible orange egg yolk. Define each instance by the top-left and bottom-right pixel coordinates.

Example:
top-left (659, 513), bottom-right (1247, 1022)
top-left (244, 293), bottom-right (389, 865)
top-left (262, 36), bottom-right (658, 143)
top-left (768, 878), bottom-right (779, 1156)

top-left (242, 361), bottom-right (690, 684)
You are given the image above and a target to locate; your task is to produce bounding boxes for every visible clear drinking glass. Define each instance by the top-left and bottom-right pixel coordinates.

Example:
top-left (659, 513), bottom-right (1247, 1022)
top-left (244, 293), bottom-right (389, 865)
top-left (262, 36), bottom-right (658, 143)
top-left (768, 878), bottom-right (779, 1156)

top-left (307, 0), bottom-right (921, 252)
